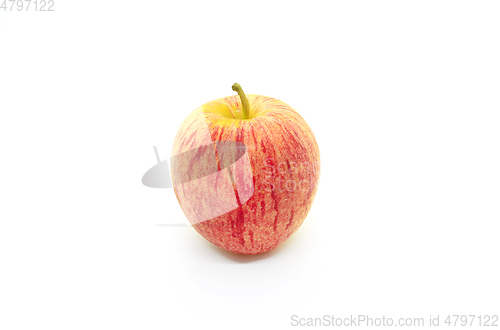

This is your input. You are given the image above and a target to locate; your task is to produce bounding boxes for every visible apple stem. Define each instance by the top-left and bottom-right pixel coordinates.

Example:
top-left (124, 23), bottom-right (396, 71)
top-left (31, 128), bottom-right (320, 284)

top-left (232, 83), bottom-right (250, 120)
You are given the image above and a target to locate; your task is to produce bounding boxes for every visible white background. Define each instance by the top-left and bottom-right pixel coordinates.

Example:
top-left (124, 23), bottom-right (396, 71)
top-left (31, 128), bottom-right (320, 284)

top-left (1, 1), bottom-right (499, 329)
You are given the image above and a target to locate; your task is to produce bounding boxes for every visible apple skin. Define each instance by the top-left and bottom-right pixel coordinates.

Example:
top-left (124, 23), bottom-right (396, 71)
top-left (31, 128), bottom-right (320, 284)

top-left (171, 94), bottom-right (320, 254)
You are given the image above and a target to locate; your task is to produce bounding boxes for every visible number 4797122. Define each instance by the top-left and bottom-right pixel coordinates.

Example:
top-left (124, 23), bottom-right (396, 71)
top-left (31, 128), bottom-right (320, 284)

top-left (1, 0), bottom-right (55, 11)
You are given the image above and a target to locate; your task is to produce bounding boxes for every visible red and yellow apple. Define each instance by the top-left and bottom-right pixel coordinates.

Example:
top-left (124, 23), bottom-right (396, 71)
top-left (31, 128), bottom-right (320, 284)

top-left (171, 83), bottom-right (320, 254)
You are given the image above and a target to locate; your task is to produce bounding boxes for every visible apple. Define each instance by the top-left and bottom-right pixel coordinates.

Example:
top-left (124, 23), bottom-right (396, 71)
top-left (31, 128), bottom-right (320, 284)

top-left (171, 83), bottom-right (320, 254)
